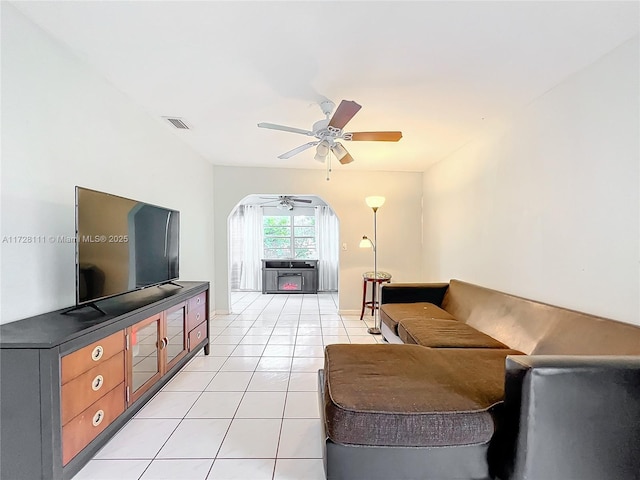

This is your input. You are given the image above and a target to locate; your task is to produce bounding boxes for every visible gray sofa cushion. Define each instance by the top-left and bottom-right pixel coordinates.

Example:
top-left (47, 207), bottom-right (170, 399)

top-left (398, 318), bottom-right (509, 349)
top-left (323, 344), bottom-right (522, 448)
top-left (380, 302), bottom-right (455, 334)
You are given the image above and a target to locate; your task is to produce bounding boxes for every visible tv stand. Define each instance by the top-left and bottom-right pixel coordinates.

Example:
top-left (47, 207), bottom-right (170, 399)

top-left (61, 302), bottom-right (107, 316)
top-left (261, 259), bottom-right (318, 294)
top-left (0, 281), bottom-right (209, 480)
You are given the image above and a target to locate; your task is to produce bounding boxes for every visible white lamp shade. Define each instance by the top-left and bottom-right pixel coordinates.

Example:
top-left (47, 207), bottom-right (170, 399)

top-left (317, 141), bottom-right (330, 156)
top-left (314, 140), bottom-right (330, 162)
top-left (359, 236), bottom-right (373, 248)
top-left (365, 196), bottom-right (385, 209)
top-left (331, 142), bottom-right (348, 161)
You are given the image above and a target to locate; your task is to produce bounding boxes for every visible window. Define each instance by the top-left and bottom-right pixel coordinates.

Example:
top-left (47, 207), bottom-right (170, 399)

top-left (263, 215), bottom-right (316, 259)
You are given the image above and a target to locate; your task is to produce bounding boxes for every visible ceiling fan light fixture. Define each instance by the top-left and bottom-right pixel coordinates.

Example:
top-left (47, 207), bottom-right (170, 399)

top-left (315, 140), bottom-right (330, 162)
top-left (277, 199), bottom-right (294, 210)
top-left (317, 140), bottom-right (330, 156)
top-left (331, 142), bottom-right (348, 161)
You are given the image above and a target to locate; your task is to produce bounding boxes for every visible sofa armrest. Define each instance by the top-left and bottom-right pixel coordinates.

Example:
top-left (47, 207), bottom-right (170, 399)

top-left (380, 283), bottom-right (449, 306)
top-left (493, 355), bottom-right (640, 480)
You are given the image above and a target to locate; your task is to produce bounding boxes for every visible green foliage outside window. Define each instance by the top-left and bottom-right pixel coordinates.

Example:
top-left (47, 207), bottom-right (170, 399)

top-left (263, 215), bottom-right (316, 259)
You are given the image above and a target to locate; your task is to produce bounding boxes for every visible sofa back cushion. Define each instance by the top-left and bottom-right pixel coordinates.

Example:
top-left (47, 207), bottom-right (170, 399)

top-left (442, 280), bottom-right (640, 355)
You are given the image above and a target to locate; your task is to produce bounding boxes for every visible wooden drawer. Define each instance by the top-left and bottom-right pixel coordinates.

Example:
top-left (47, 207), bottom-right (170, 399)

top-left (188, 321), bottom-right (207, 351)
top-left (61, 351), bottom-right (125, 425)
top-left (188, 292), bottom-right (206, 312)
top-left (61, 330), bottom-right (125, 384)
top-left (62, 383), bottom-right (125, 465)
top-left (187, 304), bottom-right (206, 332)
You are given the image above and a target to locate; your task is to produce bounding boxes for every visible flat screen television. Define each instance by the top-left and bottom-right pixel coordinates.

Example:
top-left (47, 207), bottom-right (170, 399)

top-left (75, 187), bottom-right (180, 306)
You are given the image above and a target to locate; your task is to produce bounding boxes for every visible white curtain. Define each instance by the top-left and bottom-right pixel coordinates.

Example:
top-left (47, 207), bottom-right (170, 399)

top-left (229, 205), bottom-right (262, 291)
top-left (236, 205), bottom-right (263, 291)
top-left (316, 206), bottom-right (339, 291)
top-left (228, 209), bottom-right (243, 290)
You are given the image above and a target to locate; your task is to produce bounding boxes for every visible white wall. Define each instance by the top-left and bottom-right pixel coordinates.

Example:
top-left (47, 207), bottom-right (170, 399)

top-left (213, 166), bottom-right (424, 313)
top-left (422, 37), bottom-right (639, 325)
top-left (0, 5), bottom-right (215, 323)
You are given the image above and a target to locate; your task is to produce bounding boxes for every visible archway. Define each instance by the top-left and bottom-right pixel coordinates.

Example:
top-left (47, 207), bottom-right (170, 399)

top-left (227, 194), bottom-right (340, 312)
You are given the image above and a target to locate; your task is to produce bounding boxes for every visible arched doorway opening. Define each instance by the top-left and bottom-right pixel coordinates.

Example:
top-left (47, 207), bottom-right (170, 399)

top-left (227, 194), bottom-right (339, 312)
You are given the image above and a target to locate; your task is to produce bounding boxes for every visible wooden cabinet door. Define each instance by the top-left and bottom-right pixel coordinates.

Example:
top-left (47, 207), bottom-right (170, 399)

top-left (126, 314), bottom-right (162, 405)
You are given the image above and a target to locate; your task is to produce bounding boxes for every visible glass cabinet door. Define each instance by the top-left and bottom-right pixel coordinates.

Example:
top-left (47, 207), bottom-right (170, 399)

top-left (128, 314), bottom-right (162, 404)
top-left (164, 303), bottom-right (187, 371)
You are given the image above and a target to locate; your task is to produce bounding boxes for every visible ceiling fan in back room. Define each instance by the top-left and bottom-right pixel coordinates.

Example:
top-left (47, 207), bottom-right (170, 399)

top-left (258, 99), bottom-right (402, 178)
top-left (258, 195), bottom-right (312, 211)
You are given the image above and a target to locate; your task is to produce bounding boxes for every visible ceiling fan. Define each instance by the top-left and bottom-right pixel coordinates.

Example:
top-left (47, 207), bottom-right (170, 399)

top-left (259, 195), bottom-right (312, 210)
top-left (258, 99), bottom-right (402, 165)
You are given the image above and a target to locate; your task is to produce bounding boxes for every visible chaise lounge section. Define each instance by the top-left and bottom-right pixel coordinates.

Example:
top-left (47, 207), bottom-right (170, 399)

top-left (319, 280), bottom-right (640, 480)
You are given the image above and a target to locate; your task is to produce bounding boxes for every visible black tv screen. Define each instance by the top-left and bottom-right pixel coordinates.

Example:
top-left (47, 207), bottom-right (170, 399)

top-left (75, 187), bottom-right (180, 305)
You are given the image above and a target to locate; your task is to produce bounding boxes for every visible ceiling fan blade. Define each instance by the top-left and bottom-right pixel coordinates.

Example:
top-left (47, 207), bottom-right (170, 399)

top-left (277, 142), bottom-right (319, 159)
top-left (331, 142), bottom-right (355, 165)
top-left (348, 131), bottom-right (403, 142)
top-left (338, 152), bottom-right (354, 165)
top-left (289, 197), bottom-right (312, 203)
top-left (258, 122), bottom-right (314, 136)
top-left (328, 100), bottom-right (362, 130)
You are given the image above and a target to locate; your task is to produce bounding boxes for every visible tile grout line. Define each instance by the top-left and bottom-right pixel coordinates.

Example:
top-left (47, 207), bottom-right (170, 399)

top-left (272, 293), bottom-right (303, 479)
top-left (210, 291), bottom-right (275, 468)
top-left (75, 292), bottom-right (335, 480)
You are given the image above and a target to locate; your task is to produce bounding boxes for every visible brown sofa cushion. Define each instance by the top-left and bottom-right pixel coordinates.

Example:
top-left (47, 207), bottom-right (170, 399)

top-left (398, 318), bottom-right (509, 349)
top-left (380, 302), bottom-right (455, 334)
top-left (323, 344), bottom-right (523, 448)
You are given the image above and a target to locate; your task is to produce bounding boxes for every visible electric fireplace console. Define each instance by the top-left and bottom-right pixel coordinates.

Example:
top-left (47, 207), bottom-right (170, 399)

top-left (262, 259), bottom-right (318, 294)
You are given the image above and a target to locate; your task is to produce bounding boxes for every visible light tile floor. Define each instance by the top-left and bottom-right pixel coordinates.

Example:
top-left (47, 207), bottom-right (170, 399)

top-left (73, 292), bottom-right (382, 480)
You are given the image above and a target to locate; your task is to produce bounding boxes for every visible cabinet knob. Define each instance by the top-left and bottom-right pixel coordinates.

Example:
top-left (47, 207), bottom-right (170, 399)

top-left (91, 375), bottom-right (104, 392)
top-left (91, 346), bottom-right (104, 361)
top-left (92, 409), bottom-right (104, 427)
top-left (196, 330), bottom-right (202, 340)
top-left (196, 312), bottom-right (200, 321)
top-left (196, 297), bottom-right (201, 305)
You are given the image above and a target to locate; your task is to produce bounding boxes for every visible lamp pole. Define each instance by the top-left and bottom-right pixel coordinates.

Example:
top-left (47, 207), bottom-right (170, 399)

top-left (364, 196), bottom-right (385, 335)
top-left (368, 205), bottom-right (381, 334)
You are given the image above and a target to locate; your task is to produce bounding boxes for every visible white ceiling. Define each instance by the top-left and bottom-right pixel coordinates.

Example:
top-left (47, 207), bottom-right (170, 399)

top-left (12, 1), bottom-right (639, 172)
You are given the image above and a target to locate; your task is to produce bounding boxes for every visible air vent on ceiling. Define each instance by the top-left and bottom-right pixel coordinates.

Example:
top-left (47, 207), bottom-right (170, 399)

top-left (163, 117), bottom-right (190, 129)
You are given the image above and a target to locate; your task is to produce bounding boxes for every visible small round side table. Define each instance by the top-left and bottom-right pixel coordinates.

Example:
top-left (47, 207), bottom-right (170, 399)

top-left (360, 271), bottom-right (392, 320)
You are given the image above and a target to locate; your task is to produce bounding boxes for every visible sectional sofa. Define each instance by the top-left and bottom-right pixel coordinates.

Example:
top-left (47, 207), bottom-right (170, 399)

top-left (318, 280), bottom-right (640, 480)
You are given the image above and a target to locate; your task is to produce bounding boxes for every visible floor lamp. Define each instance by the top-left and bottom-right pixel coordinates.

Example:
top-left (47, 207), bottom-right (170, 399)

top-left (360, 196), bottom-right (385, 335)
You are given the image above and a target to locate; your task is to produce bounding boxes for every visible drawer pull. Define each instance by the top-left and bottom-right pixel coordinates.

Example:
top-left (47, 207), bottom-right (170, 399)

top-left (91, 375), bottom-right (104, 392)
top-left (196, 330), bottom-right (202, 340)
top-left (92, 410), bottom-right (104, 427)
top-left (196, 297), bottom-right (201, 305)
top-left (91, 346), bottom-right (104, 361)
top-left (196, 312), bottom-right (201, 321)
